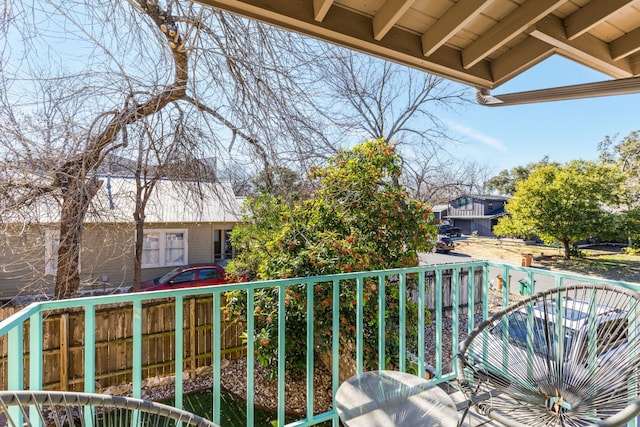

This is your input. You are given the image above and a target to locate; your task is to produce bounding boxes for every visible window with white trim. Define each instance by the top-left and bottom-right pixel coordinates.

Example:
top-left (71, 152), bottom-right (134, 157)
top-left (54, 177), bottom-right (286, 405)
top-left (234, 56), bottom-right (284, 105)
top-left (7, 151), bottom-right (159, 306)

top-left (142, 229), bottom-right (188, 268)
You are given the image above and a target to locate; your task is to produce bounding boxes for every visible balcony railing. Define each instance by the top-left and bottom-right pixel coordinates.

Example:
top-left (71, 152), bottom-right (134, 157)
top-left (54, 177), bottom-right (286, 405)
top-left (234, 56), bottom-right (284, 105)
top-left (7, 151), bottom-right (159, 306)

top-left (0, 260), bottom-right (638, 426)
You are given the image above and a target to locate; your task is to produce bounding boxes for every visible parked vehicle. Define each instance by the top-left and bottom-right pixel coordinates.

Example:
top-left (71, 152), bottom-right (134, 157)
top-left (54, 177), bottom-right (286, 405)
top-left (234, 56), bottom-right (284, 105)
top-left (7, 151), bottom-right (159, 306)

top-left (475, 295), bottom-right (632, 389)
top-left (434, 236), bottom-right (455, 254)
top-left (140, 263), bottom-right (233, 292)
top-left (438, 224), bottom-right (462, 237)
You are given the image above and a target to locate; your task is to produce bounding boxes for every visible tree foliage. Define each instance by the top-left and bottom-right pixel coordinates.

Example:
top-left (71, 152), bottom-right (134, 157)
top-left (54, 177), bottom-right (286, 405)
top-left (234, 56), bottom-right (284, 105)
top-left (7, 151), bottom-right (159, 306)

top-left (225, 194), bottom-right (291, 281)
top-left (493, 161), bottom-right (625, 258)
top-left (599, 130), bottom-right (640, 207)
top-left (225, 139), bottom-right (435, 376)
top-left (597, 132), bottom-right (640, 247)
top-left (485, 156), bottom-right (557, 196)
top-left (228, 139), bottom-right (434, 279)
top-left (252, 167), bottom-right (314, 203)
top-left (264, 140), bottom-right (434, 278)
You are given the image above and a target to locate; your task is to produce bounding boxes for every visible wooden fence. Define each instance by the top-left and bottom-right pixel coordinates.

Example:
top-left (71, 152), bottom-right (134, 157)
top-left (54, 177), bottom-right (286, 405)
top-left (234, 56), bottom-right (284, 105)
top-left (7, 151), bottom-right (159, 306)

top-left (423, 268), bottom-right (484, 312)
top-left (0, 295), bottom-right (245, 391)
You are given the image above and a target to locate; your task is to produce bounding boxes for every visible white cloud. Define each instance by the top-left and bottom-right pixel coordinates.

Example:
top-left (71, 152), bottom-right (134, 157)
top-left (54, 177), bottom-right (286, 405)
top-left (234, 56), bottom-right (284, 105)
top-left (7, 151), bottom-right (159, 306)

top-left (445, 120), bottom-right (506, 151)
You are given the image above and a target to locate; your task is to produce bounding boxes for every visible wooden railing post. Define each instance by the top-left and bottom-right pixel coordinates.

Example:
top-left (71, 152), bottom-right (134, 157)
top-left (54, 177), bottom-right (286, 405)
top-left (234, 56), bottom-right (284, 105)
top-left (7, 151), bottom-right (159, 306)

top-left (59, 313), bottom-right (69, 390)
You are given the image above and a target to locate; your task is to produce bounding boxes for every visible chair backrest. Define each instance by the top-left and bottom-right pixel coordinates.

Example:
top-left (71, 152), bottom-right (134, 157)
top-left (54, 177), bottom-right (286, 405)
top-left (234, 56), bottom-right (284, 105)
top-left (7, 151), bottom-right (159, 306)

top-left (456, 283), bottom-right (640, 427)
top-left (0, 390), bottom-right (220, 427)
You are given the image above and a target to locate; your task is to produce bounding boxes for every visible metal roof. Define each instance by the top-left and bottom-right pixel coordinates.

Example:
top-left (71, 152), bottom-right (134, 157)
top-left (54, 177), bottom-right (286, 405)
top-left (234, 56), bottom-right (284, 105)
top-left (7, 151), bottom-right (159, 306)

top-left (199, 0), bottom-right (640, 104)
top-left (6, 177), bottom-right (243, 224)
top-left (92, 177), bottom-right (243, 224)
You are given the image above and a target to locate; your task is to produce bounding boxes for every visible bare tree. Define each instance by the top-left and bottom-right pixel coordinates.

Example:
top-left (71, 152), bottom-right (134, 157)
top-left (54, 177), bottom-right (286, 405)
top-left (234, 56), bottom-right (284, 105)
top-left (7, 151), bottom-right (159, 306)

top-left (402, 153), bottom-right (492, 204)
top-left (312, 48), bottom-right (468, 146)
top-left (308, 46), bottom-right (486, 200)
top-left (1, 0), bottom-right (335, 298)
top-left (217, 159), bottom-right (255, 197)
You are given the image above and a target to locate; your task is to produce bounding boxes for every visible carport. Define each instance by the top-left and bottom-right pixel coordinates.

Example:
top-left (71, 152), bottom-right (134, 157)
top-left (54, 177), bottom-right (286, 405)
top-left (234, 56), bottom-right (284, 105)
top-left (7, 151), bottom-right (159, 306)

top-left (198, 0), bottom-right (640, 104)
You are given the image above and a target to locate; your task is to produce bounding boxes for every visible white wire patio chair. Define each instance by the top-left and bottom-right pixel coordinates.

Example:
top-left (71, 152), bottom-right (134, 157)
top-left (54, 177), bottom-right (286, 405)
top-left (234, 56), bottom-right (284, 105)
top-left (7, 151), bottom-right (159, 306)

top-left (455, 283), bottom-right (640, 427)
top-left (0, 390), bottom-right (220, 427)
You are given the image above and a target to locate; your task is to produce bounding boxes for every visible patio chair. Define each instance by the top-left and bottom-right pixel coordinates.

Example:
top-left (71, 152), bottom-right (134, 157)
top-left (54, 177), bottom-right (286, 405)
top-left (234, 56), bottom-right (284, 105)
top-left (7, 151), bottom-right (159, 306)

top-left (455, 283), bottom-right (640, 427)
top-left (0, 390), bottom-right (219, 427)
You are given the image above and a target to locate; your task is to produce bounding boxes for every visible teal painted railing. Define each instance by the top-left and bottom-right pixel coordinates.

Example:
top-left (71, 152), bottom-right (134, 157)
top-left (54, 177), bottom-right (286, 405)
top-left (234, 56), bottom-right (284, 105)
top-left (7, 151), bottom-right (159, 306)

top-left (0, 261), bottom-right (638, 426)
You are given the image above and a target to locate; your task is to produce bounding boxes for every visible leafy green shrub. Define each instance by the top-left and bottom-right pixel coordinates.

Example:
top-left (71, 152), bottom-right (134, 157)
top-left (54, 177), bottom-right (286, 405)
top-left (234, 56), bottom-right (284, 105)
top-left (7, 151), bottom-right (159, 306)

top-left (225, 139), bottom-right (435, 378)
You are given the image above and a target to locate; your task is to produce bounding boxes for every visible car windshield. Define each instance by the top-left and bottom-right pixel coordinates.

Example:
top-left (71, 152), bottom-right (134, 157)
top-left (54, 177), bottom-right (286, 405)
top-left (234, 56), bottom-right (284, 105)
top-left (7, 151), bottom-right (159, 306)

top-left (539, 302), bottom-right (589, 322)
top-left (493, 301), bottom-right (629, 363)
top-left (496, 311), bottom-right (578, 359)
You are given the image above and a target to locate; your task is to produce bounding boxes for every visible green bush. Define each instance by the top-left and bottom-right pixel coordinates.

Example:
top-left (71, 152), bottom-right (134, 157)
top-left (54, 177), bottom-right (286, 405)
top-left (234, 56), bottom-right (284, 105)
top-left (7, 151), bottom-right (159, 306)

top-left (225, 139), bottom-right (435, 378)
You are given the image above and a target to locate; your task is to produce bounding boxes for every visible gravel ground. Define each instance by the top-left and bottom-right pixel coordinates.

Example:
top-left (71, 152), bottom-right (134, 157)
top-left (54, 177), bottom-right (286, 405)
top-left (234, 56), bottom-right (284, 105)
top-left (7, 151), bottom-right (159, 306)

top-left (134, 289), bottom-right (521, 415)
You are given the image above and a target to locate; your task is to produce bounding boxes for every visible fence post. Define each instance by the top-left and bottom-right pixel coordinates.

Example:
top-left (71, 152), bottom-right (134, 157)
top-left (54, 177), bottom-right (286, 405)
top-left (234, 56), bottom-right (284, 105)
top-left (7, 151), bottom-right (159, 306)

top-left (189, 298), bottom-right (197, 375)
top-left (59, 313), bottom-right (69, 390)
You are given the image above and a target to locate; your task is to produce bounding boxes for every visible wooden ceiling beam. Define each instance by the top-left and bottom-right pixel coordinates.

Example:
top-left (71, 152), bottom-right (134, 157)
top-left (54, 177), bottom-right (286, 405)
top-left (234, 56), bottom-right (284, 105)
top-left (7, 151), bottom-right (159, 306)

top-left (462, 0), bottom-right (568, 69)
top-left (421, 0), bottom-right (491, 57)
top-left (531, 14), bottom-right (633, 78)
top-left (313, 0), bottom-right (334, 22)
top-left (631, 52), bottom-right (640, 76)
top-left (564, 0), bottom-right (635, 40)
top-left (373, 0), bottom-right (416, 41)
top-left (611, 27), bottom-right (640, 61)
top-left (490, 37), bottom-right (556, 86)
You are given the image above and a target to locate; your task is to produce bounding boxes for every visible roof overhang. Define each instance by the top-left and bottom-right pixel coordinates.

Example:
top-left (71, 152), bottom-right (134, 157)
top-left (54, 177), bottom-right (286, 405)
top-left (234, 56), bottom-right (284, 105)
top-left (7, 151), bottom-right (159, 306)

top-left (197, 0), bottom-right (640, 105)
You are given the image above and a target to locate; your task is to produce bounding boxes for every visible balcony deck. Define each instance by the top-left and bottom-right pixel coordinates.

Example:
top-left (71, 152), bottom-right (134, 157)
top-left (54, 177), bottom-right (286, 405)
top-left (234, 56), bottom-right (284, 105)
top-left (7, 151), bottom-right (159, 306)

top-left (0, 260), bottom-right (639, 426)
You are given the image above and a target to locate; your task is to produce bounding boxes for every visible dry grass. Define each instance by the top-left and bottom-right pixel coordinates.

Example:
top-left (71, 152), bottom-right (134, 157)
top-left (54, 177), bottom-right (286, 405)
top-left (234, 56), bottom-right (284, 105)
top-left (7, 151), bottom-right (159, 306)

top-left (453, 237), bottom-right (640, 283)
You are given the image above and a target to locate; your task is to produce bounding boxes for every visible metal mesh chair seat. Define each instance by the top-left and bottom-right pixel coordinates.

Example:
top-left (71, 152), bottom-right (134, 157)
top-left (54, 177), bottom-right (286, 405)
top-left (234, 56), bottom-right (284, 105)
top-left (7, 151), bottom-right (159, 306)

top-left (456, 283), bottom-right (640, 427)
top-left (0, 390), bottom-right (220, 427)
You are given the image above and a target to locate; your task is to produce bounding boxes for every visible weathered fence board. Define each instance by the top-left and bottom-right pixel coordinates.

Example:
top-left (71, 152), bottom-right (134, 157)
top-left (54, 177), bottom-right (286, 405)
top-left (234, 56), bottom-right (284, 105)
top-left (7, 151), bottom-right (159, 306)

top-left (0, 295), bottom-right (244, 391)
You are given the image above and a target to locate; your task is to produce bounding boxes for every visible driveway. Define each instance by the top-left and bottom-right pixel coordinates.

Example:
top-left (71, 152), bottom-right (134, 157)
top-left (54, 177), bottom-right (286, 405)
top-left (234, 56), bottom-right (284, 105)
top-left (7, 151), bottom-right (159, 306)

top-left (419, 250), bottom-right (556, 294)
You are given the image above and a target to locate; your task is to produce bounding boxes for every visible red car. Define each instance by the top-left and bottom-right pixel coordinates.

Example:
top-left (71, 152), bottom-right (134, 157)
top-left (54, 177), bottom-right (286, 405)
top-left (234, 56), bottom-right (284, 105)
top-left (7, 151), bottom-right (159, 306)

top-left (140, 263), bottom-right (231, 292)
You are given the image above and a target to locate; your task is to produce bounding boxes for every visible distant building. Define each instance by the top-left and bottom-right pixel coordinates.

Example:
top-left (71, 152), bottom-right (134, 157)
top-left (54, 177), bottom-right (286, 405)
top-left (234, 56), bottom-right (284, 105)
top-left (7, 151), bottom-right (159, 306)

top-left (443, 195), bottom-right (509, 236)
top-left (0, 176), bottom-right (243, 300)
top-left (431, 204), bottom-right (448, 221)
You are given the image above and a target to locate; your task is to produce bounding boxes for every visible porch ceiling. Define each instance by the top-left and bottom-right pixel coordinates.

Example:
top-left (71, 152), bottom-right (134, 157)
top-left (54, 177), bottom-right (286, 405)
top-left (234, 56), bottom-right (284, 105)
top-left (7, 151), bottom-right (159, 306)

top-left (197, 0), bottom-right (640, 104)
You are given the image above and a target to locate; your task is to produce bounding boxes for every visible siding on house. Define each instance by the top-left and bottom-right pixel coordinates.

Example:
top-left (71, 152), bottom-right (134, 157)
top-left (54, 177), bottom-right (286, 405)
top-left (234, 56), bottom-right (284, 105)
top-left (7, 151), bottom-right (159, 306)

top-left (445, 195), bottom-right (508, 237)
top-left (0, 177), bottom-right (244, 301)
top-left (80, 224), bottom-right (134, 287)
top-left (0, 227), bottom-right (50, 299)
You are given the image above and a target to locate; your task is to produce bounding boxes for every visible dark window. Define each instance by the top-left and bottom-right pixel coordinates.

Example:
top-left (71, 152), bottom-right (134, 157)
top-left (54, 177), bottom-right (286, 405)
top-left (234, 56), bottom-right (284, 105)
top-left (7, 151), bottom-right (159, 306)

top-left (171, 271), bottom-right (196, 284)
top-left (199, 268), bottom-right (222, 280)
top-left (459, 197), bottom-right (473, 210)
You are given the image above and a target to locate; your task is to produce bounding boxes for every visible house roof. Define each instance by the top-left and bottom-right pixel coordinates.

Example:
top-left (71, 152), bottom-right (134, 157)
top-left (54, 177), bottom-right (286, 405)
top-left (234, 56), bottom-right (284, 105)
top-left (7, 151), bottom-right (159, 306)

top-left (452, 194), bottom-right (510, 202)
top-left (432, 204), bottom-right (449, 213)
top-left (7, 176), bottom-right (243, 224)
top-left (93, 176), bottom-right (243, 224)
top-left (447, 212), bottom-right (507, 220)
top-left (201, 0), bottom-right (640, 104)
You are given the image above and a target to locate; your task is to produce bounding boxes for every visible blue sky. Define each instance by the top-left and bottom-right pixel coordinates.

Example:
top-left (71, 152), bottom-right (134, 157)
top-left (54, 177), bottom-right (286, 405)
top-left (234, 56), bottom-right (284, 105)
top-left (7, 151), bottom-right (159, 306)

top-left (442, 55), bottom-right (640, 174)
